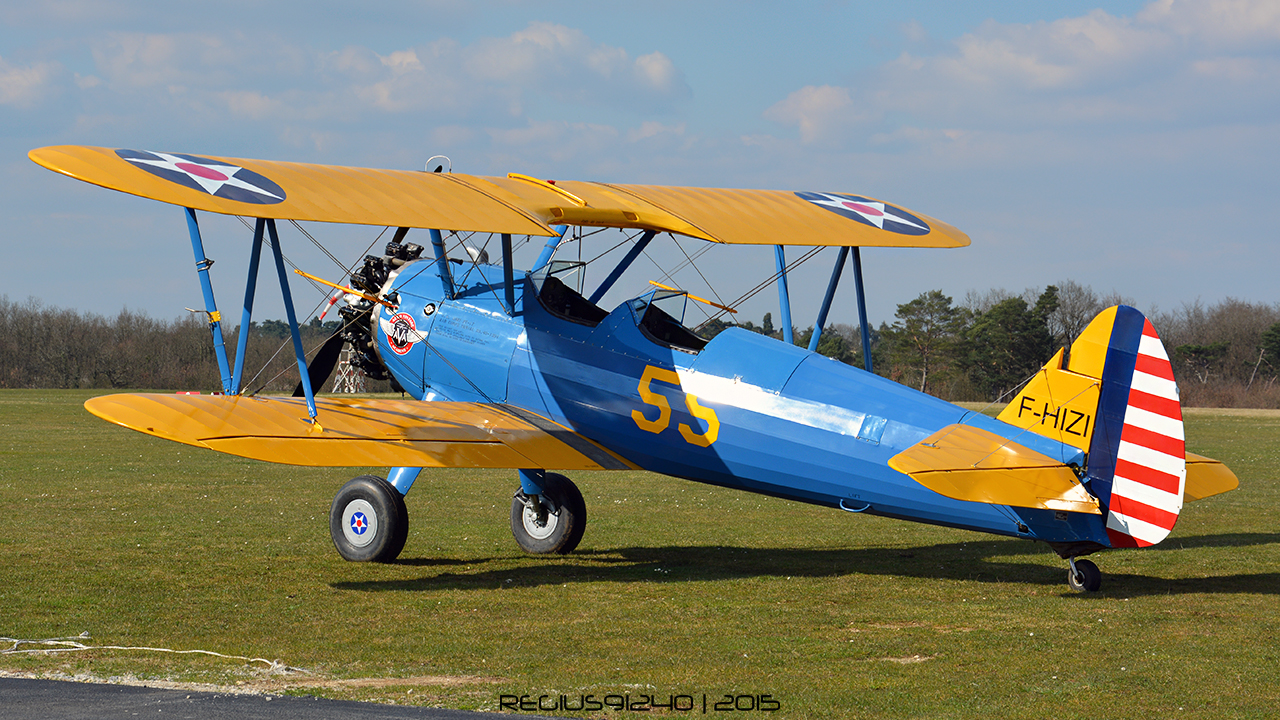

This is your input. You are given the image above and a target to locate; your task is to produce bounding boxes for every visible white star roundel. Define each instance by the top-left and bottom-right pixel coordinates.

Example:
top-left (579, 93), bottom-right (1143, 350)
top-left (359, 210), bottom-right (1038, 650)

top-left (796, 191), bottom-right (930, 236)
top-left (116, 149), bottom-right (286, 205)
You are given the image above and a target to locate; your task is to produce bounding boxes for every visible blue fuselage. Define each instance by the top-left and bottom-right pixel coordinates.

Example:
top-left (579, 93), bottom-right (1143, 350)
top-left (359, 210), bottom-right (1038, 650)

top-left (377, 260), bottom-right (1108, 547)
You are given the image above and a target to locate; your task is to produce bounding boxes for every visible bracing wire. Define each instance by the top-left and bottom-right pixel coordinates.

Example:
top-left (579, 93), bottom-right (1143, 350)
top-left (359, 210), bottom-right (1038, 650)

top-left (693, 245), bottom-right (825, 331)
top-left (670, 234), bottom-right (728, 308)
top-left (289, 219), bottom-right (349, 274)
top-left (230, 218), bottom-right (388, 394)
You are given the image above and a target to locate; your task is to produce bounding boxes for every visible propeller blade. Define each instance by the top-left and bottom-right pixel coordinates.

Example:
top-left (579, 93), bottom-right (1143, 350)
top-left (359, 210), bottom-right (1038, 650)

top-left (294, 328), bottom-right (347, 397)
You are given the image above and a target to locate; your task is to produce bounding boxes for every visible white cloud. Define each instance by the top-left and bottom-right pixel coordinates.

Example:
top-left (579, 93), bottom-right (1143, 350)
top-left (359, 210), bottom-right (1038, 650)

top-left (0, 56), bottom-right (58, 107)
top-left (137, 22), bottom-right (689, 128)
top-left (380, 49), bottom-right (425, 73)
top-left (627, 120), bottom-right (685, 143)
top-left (766, 0), bottom-right (1280, 157)
top-left (1191, 55), bottom-right (1280, 82)
top-left (634, 51), bottom-right (679, 93)
top-left (936, 11), bottom-right (1170, 91)
top-left (93, 33), bottom-right (190, 89)
top-left (455, 21), bottom-right (689, 108)
top-left (1139, 0), bottom-right (1280, 45)
top-left (763, 85), bottom-right (863, 144)
top-left (219, 90), bottom-right (282, 120)
top-left (484, 119), bottom-right (623, 168)
top-left (66, 22), bottom-right (688, 153)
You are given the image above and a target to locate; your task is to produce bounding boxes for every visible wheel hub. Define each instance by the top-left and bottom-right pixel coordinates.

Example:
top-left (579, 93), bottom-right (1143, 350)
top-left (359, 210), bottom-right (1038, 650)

top-left (520, 496), bottom-right (560, 540)
top-left (341, 498), bottom-right (379, 547)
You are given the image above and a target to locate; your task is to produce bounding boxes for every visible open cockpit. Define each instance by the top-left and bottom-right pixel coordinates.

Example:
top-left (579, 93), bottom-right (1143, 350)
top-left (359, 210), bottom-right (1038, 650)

top-left (532, 260), bottom-right (708, 354)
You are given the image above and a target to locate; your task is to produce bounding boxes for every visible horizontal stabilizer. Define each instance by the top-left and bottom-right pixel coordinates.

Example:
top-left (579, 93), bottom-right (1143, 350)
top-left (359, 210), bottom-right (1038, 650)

top-left (1184, 452), bottom-right (1239, 501)
top-left (889, 424), bottom-right (1100, 514)
top-left (995, 306), bottom-right (1234, 548)
top-left (85, 393), bottom-right (635, 471)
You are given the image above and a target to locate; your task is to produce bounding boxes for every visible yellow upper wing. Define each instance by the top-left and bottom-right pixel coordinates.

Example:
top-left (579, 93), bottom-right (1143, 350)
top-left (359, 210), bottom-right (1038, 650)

top-left (29, 145), bottom-right (557, 237)
top-left (85, 393), bottom-right (635, 470)
top-left (31, 145), bottom-right (969, 248)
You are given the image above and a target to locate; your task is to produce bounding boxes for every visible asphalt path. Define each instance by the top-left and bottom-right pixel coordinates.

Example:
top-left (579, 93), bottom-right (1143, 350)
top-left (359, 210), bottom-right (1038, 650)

top-left (0, 677), bottom-right (556, 720)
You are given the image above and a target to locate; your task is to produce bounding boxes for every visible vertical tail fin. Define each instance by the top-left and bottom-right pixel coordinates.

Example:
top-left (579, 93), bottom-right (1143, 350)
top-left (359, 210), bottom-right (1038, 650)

top-left (999, 306), bottom-right (1185, 547)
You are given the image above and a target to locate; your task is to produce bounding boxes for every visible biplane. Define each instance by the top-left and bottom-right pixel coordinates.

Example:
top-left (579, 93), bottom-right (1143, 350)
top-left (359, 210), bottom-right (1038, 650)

top-left (30, 145), bottom-right (1239, 592)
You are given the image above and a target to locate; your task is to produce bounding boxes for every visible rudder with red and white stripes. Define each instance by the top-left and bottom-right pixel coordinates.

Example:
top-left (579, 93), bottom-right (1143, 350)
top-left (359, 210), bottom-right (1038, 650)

top-left (1086, 307), bottom-right (1186, 548)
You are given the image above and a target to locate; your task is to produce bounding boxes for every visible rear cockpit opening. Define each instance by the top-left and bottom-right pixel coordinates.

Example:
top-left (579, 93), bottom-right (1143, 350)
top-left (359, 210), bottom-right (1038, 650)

top-left (532, 261), bottom-right (609, 327)
top-left (630, 289), bottom-right (708, 354)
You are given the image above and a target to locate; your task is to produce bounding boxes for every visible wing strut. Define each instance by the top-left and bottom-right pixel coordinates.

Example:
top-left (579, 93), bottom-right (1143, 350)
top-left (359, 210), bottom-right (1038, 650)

top-left (774, 245), bottom-right (794, 345)
top-left (184, 208), bottom-right (234, 393)
top-left (264, 218), bottom-right (319, 420)
top-left (532, 225), bottom-right (571, 272)
top-left (809, 247), bottom-right (849, 354)
top-left (588, 230), bottom-right (656, 304)
top-left (501, 233), bottom-right (516, 314)
top-left (804, 246), bottom-right (874, 373)
top-left (428, 228), bottom-right (455, 299)
top-left (851, 247), bottom-right (873, 373)
top-left (230, 218), bottom-right (266, 394)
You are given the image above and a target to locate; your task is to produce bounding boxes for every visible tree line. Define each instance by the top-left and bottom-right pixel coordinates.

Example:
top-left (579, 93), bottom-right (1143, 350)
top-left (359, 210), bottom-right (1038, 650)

top-left (699, 280), bottom-right (1280, 408)
top-left (3, 285), bottom-right (1278, 408)
top-left (0, 296), bottom-right (392, 394)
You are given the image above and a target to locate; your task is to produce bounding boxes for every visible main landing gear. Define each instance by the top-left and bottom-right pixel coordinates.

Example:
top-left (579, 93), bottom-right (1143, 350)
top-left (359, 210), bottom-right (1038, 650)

top-left (511, 472), bottom-right (587, 555)
top-left (328, 471), bottom-right (589, 562)
top-left (330, 475), bottom-right (409, 563)
top-left (1067, 558), bottom-right (1102, 592)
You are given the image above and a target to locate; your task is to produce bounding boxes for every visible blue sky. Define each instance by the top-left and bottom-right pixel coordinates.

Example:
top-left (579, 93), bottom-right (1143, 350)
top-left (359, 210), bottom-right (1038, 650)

top-left (3, 0), bottom-right (1276, 329)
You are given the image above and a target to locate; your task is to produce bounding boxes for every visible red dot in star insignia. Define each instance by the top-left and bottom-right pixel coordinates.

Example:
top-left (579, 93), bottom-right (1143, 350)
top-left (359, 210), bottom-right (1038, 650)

top-left (843, 201), bottom-right (883, 217)
top-left (175, 162), bottom-right (230, 181)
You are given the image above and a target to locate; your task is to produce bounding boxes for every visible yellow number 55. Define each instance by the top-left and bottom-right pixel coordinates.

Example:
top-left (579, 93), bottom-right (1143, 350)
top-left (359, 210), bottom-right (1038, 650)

top-left (631, 365), bottom-right (719, 447)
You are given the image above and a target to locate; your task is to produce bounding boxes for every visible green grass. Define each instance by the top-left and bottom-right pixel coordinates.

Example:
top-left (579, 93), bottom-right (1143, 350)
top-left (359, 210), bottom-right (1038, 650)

top-left (2, 390), bottom-right (1277, 718)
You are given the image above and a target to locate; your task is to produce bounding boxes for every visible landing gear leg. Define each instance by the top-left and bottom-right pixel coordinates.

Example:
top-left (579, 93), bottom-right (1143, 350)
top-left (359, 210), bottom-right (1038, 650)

top-left (1067, 557), bottom-right (1102, 592)
top-left (510, 472), bottom-right (586, 554)
top-left (330, 475), bottom-right (409, 563)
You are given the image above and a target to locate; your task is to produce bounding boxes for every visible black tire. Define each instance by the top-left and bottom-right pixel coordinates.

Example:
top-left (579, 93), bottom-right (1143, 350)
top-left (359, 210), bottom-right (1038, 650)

top-left (1067, 558), bottom-right (1102, 592)
top-left (330, 475), bottom-right (409, 563)
top-left (510, 473), bottom-right (586, 555)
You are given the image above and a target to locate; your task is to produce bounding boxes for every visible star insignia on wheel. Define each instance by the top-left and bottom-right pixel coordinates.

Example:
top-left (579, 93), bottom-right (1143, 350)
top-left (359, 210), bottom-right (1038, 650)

top-left (116, 149), bottom-right (286, 205)
top-left (350, 512), bottom-right (368, 535)
top-left (796, 191), bottom-right (930, 236)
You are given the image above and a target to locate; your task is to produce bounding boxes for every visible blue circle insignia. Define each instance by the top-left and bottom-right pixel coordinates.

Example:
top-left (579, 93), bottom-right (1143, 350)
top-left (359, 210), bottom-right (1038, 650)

top-left (350, 512), bottom-right (369, 535)
top-left (115, 149), bottom-right (286, 205)
top-left (796, 191), bottom-right (930, 236)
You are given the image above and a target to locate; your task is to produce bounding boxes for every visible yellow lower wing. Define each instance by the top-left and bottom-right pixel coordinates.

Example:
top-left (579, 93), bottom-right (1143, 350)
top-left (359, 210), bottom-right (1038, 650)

top-left (85, 393), bottom-right (635, 470)
top-left (889, 424), bottom-right (1100, 514)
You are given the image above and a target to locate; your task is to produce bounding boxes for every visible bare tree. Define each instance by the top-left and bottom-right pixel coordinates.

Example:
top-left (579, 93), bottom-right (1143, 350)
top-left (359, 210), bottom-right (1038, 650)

top-left (1048, 279), bottom-right (1101, 348)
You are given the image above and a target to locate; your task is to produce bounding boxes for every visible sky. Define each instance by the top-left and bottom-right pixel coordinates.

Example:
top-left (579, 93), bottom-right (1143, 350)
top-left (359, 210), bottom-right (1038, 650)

top-left (2, 0), bottom-right (1277, 331)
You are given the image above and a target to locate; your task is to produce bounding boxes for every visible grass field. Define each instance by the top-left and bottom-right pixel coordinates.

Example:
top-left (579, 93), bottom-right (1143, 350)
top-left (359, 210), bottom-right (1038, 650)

top-left (2, 389), bottom-right (1277, 718)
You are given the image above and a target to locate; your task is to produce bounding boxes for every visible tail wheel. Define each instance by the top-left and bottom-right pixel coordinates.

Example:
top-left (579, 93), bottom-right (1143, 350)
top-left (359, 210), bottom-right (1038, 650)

top-left (1068, 558), bottom-right (1102, 592)
top-left (330, 475), bottom-right (409, 563)
top-left (510, 473), bottom-right (586, 555)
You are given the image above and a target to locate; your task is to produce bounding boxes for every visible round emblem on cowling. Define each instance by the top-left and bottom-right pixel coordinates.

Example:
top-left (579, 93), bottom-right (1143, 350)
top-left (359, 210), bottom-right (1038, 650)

top-left (386, 312), bottom-right (417, 356)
